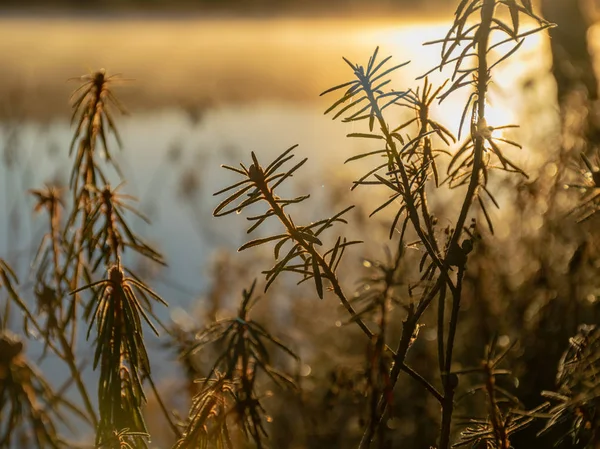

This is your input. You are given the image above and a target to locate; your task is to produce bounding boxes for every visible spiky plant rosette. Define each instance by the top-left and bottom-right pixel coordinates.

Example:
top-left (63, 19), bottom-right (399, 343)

top-left (72, 260), bottom-right (167, 447)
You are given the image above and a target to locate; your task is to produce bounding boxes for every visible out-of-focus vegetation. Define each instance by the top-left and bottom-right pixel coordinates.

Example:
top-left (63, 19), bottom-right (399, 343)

top-left (2, 0), bottom-right (600, 448)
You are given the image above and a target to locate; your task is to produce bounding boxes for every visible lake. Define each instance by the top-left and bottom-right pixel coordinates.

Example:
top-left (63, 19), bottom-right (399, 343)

top-left (0, 13), bottom-right (556, 292)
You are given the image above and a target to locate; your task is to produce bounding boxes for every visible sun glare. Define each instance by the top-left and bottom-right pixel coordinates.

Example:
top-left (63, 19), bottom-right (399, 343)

top-left (369, 18), bottom-right (550, 142)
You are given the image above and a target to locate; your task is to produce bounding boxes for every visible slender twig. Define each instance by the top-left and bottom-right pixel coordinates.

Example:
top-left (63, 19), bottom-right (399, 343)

top-left (438, 2), bottom-right (494, 447)
top-left (359, 279), bottom-right (443, 448)
top-left (361, 80), bottom-right (457, 296)
top-left (146, 375), bottom-right (182, 438)
top-left (356, 64), bottom-right (460, 449)
top-left (57, 332), bottom-right (99, 427)
top-left (400, 363), bottom-right (443, 403)
top-left (256, 180), bottom-right (378, 341)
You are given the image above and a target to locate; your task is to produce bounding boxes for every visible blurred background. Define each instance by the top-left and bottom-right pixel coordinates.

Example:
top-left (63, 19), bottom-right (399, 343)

top-left (2, 0), bottom-right (600, 447)
top-left (0, 0), bottom-right (557, 296)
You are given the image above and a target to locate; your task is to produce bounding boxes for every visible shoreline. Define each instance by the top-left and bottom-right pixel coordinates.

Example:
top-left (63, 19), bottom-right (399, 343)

top-left (0, 15), bottom-right (449, 121)
top-left (0, 4), bottom-right (454, 21)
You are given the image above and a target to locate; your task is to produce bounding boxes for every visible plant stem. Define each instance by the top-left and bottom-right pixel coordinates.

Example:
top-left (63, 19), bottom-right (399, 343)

top-left (358, 62), bottom-right (461, 448)
top-left (359, 279), bottom-right (442, 448)
top-left (57, 331), bottom-right (98, 427)
top-left (438, 2), bottom-right (494, 448)
top-left (361, 81), bottom-right (456, 296)
top-left (46, 206), bottom-right (98, 428)
top-left (147, 375), bottom-right (182, 438)
top-left (401, 363), bottom-right (443, 403)
top-left (257, 182), bottom-right (377, 341)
